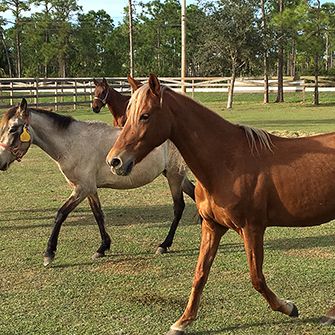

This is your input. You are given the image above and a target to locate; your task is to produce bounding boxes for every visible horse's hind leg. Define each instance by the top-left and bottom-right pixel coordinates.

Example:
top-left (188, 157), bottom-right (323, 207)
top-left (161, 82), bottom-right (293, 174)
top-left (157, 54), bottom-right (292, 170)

top-left (242, 223), bottom-right (299, 317)
top-left (157, 172), bottom-right (186, 254)
top-left (182, 177), bottom-right (195, 201)
top-left (321, 306), bottom-right (335, 325)
top-left (44, 188), bottom-right (86, 266)
top-left (87, 193), bottom-right (111, 259)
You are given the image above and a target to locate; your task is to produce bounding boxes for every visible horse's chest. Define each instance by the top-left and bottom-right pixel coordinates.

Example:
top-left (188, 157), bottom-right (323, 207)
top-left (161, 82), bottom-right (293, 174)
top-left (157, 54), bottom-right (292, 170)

top-left (195, 184), bottom-right (243, 230)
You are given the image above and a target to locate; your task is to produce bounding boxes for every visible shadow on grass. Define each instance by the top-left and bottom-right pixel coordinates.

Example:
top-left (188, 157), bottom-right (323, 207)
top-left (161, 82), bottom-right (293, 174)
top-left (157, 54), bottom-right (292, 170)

top-left (265, 234), bottom-right (335, 251)
top-left (0, 204), bottom-right (197, 229)
top-left (189, 317), bottom-right (322, 335)
top-left (246, 118), bottom-right (335, 129)
top-left (50, 260), bottom-right (97, 269)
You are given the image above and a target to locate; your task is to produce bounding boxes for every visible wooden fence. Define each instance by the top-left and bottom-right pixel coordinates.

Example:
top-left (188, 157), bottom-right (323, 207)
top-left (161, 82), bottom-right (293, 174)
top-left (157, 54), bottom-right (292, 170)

top-left (0, 76), bottom-right (334, 110)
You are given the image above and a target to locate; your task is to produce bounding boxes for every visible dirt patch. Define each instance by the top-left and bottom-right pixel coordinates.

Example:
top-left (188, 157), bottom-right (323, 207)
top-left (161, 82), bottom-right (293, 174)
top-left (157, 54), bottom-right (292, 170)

top-left (94, 256), bottom-right (157, 275)
top-left (285, 247), bottom-right (334, 259)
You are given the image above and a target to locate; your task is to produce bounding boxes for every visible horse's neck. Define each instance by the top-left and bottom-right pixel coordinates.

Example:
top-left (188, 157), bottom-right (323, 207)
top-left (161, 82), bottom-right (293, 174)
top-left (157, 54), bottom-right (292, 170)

top-left (30, 111), bottom-right (70, 161)
top-left (167, 91), bottom-right (241, 191)
top-left (106, 88), bottom-right (129, 126)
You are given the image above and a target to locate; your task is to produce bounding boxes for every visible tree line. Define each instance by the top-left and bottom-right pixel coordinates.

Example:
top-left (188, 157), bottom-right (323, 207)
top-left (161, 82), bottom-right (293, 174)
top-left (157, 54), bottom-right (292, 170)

top-left (0, 0), bottom-right (334, 102)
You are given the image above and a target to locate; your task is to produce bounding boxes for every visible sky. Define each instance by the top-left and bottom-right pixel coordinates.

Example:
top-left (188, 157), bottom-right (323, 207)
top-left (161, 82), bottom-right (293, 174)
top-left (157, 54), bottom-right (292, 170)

top-left (1, 0), bottom-right (196, 26)
top-left (1, 0), bottom-right (333, 26)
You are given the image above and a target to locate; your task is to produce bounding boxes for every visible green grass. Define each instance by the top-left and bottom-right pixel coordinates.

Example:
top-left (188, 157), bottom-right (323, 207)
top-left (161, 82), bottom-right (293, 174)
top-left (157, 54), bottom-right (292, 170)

top-left (0, 93), bottom-right (334, 335)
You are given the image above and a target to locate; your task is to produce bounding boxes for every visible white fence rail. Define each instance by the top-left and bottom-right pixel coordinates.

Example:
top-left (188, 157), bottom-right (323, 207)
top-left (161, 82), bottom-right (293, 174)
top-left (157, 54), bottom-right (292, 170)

top-left (0, 77), bottom-right (334, 110)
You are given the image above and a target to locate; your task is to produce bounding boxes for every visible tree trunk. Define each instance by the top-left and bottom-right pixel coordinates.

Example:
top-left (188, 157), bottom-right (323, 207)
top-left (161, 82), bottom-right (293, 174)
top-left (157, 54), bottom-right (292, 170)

top-left (276, 0), bottom-right (284, 103)
top-left (1, 29), bottom-right (12, 77)
top-left (58, 54), bottom-right (66, 77)
top-left (292, 39), bottom-right (298, 79)
top-left (227, 61), bottom-right (236, 109)
top-left (15, 19), bottom-right (22, 77)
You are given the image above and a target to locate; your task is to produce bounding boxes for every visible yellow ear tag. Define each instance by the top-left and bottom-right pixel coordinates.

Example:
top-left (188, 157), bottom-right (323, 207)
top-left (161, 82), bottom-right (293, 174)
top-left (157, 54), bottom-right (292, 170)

top-left (20, 127), bottom-right (31, 142)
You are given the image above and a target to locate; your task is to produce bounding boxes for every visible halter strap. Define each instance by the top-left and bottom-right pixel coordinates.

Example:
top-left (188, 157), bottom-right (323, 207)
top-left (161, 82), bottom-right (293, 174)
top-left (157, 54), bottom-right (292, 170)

top-left (93, 88), bottom-right (109, 105)
top-left (0, 143), bottom-right (9, 149)
top-left (0, 124), bottom-right (31, 162)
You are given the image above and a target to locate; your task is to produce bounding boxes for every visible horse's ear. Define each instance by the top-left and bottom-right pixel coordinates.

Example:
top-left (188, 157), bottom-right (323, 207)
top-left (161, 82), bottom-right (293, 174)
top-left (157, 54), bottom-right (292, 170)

top-left (127, 75), bottom-right (142, 91)
top-left (18, 98), bottom-right (29, 120)
top-left (148, 74), bottom-right (160, 96)
top-left (93, 78), bottom-right (99, 86)
top-left (102, 77), bottom-right (108, 87)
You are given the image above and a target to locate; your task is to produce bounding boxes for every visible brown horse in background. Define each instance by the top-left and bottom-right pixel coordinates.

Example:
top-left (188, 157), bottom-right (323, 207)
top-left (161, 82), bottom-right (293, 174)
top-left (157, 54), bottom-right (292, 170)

top-left (107, 74), bottom-right (334, 334)
top-left (92, 77), bottom-right (141, 127)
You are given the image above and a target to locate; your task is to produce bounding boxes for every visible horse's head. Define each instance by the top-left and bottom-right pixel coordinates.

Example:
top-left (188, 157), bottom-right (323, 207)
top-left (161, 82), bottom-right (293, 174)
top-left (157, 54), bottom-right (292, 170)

top-left (106, 74), bottom-right (172, 176)
top-left (0, 98), bottom-right (32, 171)
top-left (92, 78), bottom-right (109, 113)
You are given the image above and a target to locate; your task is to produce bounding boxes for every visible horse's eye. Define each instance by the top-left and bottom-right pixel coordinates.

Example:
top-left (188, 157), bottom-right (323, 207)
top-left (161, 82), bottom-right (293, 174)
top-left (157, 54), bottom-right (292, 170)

top-left (9, 126), bottom-right (19, 134)
top-left (139, 113), bottom-right (150, 122)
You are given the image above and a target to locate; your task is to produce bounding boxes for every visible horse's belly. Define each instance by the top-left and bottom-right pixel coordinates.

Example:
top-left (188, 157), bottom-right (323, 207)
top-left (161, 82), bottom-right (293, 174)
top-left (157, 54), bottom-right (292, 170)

top-left (268, 161), bottom-right (335, 226)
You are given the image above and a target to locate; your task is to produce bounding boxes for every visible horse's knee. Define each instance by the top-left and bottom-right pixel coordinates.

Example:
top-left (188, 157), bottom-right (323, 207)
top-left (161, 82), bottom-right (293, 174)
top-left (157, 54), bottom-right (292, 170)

top-left (251, 275), bottom-right (267, 293)
top-left (193, 270), bottom-right (207, 289)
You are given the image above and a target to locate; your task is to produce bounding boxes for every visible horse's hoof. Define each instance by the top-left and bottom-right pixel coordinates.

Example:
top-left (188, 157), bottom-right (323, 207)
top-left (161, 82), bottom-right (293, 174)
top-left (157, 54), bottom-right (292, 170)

top-left (43, 255), bottom-right (54, 267)
top-left (156, 246), bottom-right (168, 255)
top-left (165, 330), bottom-right (185, 335)
top-left (320, 316), bottom-right (335, 325)
top-left (289, 303), bottom-right (299, 317)
top-left (92, 252), bottom-right (105, 260)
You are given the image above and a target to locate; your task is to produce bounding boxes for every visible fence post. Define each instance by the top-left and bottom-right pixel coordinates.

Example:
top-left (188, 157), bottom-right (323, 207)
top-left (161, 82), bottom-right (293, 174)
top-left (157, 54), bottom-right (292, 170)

top-left (73, 79), bottom-right (77, 110)
top-left (192, 79), bottom-right (195, 99)
top-left (9, 81), bottom-right (13, 106)
top-left (302, 80), bottom-right (306, 103)
top-left (54, 80), bottom-right (58, 111)
top-left (35, 78), bottom-right (39, 107)
top-left (89, 80), bottom-right (93, 108)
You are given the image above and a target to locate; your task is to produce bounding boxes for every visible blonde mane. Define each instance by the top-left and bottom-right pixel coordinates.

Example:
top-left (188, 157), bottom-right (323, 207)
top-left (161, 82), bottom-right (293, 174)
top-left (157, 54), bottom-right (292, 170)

top-left (240, 125), bottom-right (274, 155)
top-left (126, 84), bottom-right (170, 125)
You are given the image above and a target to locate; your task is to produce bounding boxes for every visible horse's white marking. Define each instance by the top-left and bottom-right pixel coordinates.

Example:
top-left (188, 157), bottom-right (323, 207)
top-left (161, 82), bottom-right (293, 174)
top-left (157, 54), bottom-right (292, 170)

top-left (170, 322), bottom-right (186, 332)
top-left (281, 299), bottom-right (295, 315)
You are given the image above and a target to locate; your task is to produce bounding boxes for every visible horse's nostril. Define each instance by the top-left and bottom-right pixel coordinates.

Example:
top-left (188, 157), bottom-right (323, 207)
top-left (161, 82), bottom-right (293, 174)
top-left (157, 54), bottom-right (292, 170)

top-left (110, 157), bottom-right (122, 168)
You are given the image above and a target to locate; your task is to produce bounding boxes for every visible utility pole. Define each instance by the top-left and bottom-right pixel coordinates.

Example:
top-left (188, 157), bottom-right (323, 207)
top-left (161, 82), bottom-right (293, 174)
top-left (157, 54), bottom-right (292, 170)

top-left (128, 0), bottom-right (134, 78)
top-left (181, 0), bottom-right (186, 94)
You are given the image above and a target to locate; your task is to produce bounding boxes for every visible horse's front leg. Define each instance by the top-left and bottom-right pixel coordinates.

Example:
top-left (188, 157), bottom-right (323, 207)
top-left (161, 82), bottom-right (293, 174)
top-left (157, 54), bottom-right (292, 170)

top-left (321, 306), bottom-right (335, 325)
top-left (87, 192), bottom-right (111, 259)
top-left (166, 220), bottom-right (227, 335)
top-left (241, 223), bottom-right (299, 317)
top-left (43, 188), bottom-right (86, 266)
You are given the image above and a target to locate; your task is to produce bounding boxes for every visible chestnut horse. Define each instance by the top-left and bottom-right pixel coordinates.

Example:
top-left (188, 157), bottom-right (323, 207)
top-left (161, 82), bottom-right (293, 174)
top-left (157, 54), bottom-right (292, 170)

top-left (107, 74), bottom-right (334, 333)
top-left (92, 77), bottom-right (139, 127)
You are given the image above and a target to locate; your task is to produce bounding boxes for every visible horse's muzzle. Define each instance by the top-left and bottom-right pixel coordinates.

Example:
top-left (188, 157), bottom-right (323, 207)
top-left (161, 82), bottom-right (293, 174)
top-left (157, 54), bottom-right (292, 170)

top-left (92, 106), bottom-right (101, 114)
top-left (0, 161), bottom-right (9, 171)
top-left (107, 155), bottom-right (134, 176)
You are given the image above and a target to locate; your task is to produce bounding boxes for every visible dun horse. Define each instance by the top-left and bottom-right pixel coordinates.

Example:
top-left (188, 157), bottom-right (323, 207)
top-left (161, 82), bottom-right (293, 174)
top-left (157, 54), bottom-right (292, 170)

top-left (0, 98), bottom-right (195, 266)
top-left (107, 74), bottom-right (334, 333)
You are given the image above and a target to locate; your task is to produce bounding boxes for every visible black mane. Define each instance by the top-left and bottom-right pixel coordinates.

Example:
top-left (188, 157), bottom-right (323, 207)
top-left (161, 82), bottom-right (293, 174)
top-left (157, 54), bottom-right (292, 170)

top-left (31, 108), bottom-right (75, 129)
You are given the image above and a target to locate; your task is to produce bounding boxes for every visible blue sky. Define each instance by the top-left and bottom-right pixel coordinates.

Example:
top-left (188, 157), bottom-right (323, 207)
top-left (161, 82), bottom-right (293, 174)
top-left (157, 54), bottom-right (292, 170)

top-left (1, 0), bottom-right (197, 25)
top-left (1, 0), bottom-right (334, 26)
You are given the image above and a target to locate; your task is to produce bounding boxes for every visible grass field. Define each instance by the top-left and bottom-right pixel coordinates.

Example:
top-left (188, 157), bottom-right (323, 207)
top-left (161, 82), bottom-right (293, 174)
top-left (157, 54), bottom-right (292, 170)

top-left (0, 92), bottom-right (334, 335)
